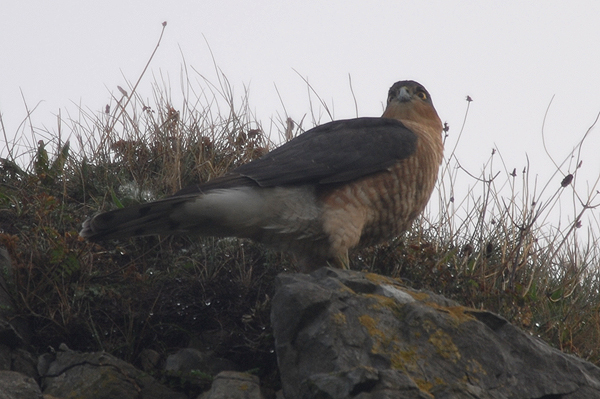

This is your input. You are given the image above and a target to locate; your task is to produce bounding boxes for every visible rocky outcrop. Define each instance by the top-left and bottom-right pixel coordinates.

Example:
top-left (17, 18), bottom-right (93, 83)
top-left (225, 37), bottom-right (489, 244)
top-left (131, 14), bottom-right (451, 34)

top-left (3, 265), bottom-right (600, 398)
top-left (271, 267), bottom-right (600, 399)
top-left (199, 371), bottom-right (264, 399)
top-left (165, 348), bottom-right (240, 377)
top-left (41, 345), bottom-right (186, 399)
top-left (0, 371), bottom-right (42, 399)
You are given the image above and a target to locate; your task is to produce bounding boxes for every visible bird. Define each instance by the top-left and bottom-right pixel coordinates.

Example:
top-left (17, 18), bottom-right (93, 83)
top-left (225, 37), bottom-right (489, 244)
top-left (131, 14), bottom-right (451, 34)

top-left (80, 80), bottom-right (444, 272)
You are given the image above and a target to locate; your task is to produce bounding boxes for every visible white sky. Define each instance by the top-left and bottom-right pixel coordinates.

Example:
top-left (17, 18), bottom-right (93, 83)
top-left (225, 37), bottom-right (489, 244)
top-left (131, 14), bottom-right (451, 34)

top-left (2, 1), bottom-right (600, 236)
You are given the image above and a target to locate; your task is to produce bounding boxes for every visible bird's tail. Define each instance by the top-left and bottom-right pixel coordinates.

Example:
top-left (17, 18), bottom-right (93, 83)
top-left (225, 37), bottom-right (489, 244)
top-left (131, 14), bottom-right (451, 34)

top-left (80, 188), bottom-right (266, 241)
top-left (81, 196), bottom-right (187, 241)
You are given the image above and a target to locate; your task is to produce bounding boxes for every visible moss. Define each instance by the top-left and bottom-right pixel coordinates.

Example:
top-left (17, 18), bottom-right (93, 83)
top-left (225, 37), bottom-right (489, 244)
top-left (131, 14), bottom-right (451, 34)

top-left (407, 291), bottom-right (430, 302)
top-left (332, 311), bottom-right (347, 326)
top-left (357, 314), bottom-right (398, 359)
top-left (414, 378), bottom-right (434, 394)
top-left (239, 383), bottom-right (249, 391)
top-left (364, 272), bottom-right (400, 286)
top-left (364, 293), bottom-right (399, 311)
top-left (358, 314), bottom-right (384, 342)
top-left (428, 329), bottom-right (461, 363)
top-left (390, 346), bottom-right (419, 370)
top-left (465, 358), bottom-right (487, 382)
top-left (426, 303), bottom-right (476, 326)
top-left (434, 376), bottom-right (446, 386)
top-left (358, 312), bottom-right (426, 381)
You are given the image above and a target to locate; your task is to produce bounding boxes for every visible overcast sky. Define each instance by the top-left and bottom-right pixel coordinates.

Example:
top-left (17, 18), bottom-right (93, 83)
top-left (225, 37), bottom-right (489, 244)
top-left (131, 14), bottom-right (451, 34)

top-left (2, 1), bottom-right (600, 232)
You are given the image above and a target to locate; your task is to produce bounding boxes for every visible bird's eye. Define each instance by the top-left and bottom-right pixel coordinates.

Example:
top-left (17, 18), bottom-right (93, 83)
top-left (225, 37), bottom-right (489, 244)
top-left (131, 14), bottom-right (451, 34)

top-left (416, 91), bottom-right (428, 100)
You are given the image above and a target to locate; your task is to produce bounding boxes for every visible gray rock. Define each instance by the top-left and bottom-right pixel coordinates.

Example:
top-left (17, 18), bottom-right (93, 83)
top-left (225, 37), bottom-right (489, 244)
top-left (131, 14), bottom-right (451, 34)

top-left (0, 370), bottom-right (42, 399)
top-left (165, 348), bottom-right (207, 372)
top-left (139, 348), bottom-right (161, 372)
top-left (36, 351), bottom-right (55, 377)
top-left (0, 345), bottom-right (38, 381)
top-left (165, 348), bottom-right (239, 376)
top-left (271, 267), bottom-right (600, 399)
top-left (41, 347), bottom-right (186, 399)
top-left (198, 371), bottom-right (264, 399)
top-left (10, 349), bottom-right (37, 381)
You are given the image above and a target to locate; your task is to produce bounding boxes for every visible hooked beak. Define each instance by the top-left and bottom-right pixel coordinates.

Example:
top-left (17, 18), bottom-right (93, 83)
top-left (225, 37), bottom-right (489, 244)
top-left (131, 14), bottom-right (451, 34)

top-left (397, 86), bottom-right (411, 102)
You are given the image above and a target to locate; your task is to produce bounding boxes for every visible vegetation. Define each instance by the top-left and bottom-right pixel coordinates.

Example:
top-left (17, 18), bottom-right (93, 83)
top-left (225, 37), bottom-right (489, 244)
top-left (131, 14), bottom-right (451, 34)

top-left (1, 36), bottom-right (599, 397)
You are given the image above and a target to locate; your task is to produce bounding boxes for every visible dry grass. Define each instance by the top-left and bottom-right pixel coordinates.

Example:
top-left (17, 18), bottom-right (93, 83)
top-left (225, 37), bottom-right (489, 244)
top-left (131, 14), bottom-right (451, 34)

top-left (1, 36), bottom-right (600, 396)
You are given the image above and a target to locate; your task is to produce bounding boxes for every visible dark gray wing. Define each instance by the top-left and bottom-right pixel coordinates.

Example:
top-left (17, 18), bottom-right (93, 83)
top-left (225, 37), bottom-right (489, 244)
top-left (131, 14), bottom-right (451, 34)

top-left (175, 117), bottom-right (416, 195)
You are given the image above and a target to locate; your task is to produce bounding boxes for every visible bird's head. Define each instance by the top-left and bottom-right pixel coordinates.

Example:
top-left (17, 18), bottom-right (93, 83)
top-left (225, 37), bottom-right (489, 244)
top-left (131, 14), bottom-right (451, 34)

top-left (382, 80), bottom-right (442, 132)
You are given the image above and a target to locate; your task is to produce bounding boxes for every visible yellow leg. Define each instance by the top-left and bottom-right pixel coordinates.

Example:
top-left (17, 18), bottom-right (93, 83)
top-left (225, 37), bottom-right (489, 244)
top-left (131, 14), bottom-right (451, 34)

top-left (333, 251), bottom-right (350, 270)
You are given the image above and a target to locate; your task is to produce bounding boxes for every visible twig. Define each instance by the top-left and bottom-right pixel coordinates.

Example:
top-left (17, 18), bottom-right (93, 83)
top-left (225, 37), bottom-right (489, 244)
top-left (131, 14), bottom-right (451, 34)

top-left (107, 22), bottom-right (168, 135)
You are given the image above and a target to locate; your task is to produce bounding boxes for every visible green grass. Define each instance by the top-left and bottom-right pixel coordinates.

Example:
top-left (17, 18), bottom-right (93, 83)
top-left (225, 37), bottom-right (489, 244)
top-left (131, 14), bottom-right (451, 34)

top-left (1, 40), bottom-right (600, 397)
